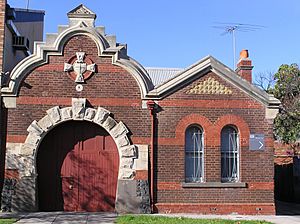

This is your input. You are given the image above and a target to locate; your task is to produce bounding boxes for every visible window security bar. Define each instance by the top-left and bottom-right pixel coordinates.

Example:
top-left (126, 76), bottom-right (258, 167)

top-left (185, 126), bottom-right (204, 183)
top-left (221, 132), bottom-right (239, 182)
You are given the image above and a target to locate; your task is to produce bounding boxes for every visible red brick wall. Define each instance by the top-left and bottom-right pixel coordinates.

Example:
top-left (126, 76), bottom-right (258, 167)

top-left (274, 141), bottom-right (300, 165)
top-left (154, 72), bottom-right (275, 214)
top-left (7, 35), bottom-right (151, 140)
top-left (6, 34), bottom-right (275, 214)
top-left (154, 203), bottom-right (275, 215)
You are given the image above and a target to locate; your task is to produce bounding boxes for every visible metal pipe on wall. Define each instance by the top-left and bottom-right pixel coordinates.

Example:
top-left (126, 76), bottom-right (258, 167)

top-left (147, 100), bottom-right (156, 213)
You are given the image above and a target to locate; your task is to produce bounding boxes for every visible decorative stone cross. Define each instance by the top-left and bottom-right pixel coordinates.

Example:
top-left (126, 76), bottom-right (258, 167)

top-left (64, 52), bottom-right (96, 83)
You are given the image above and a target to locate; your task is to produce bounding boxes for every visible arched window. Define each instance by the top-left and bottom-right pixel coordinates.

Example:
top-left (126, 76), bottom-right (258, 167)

top-left (221, 125), bottom-right (239, 182)
top-left (185, 125), bottom-right (204, 182)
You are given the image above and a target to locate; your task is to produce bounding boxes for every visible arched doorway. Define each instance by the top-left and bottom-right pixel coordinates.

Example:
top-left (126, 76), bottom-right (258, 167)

top-left (37, 120), bottom-right (119, 212)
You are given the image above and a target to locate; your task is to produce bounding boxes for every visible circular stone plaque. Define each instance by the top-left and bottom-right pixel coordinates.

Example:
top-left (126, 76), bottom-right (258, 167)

top-left (76, 84), bottom-right (83, 92)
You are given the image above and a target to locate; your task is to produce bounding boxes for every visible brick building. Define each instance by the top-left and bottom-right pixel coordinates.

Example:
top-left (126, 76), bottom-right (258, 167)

top-left (0, 5), bottom-right (280, 214)
top-left (0, 0), bottom-right (44, 209)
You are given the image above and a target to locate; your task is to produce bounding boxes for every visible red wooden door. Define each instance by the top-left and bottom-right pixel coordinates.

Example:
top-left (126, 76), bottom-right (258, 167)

top-left (37, 121), bottom-right (119, 212)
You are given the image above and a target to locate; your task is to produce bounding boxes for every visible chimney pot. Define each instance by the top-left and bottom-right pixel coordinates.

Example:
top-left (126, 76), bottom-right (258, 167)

top-left (240, 49), bottom-right (249, 59)
top-left (235, 49), bottom-right (253, 83)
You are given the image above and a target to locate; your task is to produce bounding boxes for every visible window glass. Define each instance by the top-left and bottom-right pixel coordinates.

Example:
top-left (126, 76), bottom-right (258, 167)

top-left (185, 126), bottom-right (204, 182)
top-left (221, 126), bottom-right (239, 182)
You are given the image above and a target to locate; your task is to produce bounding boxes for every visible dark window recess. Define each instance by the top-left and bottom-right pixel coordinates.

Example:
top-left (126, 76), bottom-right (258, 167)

top-left (185, 125), bottom-right (204, 183)
top-left (221, 125), bottom-right (240, 183)
top-left (12, 36), bottom-right (30, 51)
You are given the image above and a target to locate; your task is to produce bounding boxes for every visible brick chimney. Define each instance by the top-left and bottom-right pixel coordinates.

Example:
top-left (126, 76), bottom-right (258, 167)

top-left (235, 49), bottom-right (253, 83)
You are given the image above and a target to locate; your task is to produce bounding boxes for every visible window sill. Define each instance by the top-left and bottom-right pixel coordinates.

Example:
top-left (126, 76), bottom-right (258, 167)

top-left (181, 182), bottom-right (247, 188)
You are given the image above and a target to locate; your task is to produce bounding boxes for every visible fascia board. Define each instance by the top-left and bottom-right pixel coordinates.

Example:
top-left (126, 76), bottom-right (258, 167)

top-left (146, 55), bottom-right (280, 109)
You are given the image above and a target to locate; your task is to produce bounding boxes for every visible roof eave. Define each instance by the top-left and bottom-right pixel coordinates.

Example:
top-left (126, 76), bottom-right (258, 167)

top-left (210, 57), bottom-right (280, 108)
top-left (146, 55), bottom-right (212, 98)
top-left (146, 55), bottom-right (281, 108)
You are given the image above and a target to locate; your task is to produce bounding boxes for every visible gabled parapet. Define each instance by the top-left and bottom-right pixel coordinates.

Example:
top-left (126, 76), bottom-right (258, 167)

top-left (67, 4), bottom-right (96, 27)
top-left (1, 4), bottom-right (279, 114)
top-left (1, 4), bottom-right (153, 102)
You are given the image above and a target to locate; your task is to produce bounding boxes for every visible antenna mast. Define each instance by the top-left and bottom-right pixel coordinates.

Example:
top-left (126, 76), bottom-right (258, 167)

top-left (212, 23), bottom-right (265, 70)
top-left (232, 27), bottom-right (236, 70)
top-left (26, 0), bottom-right (30, 10)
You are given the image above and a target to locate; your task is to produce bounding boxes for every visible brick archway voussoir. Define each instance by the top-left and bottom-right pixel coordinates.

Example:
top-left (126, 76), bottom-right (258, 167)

top-left (175, 114), bottom-right (214, 146)
top-left (214, 114), bottom-right (250, 147)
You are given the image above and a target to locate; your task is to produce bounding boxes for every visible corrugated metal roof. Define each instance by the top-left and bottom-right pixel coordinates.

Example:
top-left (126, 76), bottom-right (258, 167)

top-left (146, 67), bottom-right (183, 86)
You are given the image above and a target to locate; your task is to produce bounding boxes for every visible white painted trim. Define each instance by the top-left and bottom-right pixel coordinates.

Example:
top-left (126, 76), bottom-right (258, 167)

top-left (0, 7), bottom-right (279, 108)
top-left (1, 21), bottom-right (153, 99)
top-left (146, 56), bottom-right (280, 108)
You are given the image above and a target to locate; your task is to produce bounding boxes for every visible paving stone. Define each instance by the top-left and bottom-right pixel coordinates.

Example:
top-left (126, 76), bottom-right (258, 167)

top-left (6, 212), bottom-right (118, 224)
top-left (16, 218), bottom-right (53, 224)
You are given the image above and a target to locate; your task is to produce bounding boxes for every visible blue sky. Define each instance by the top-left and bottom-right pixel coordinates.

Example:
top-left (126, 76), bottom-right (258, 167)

top-left (8, 0), bottom-right (300, 80)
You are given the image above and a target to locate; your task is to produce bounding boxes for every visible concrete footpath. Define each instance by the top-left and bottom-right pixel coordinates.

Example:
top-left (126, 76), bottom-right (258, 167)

top-left (1, 212), bottom-right (300, 223)
top-left (0, 212), bottom-right (117, 224)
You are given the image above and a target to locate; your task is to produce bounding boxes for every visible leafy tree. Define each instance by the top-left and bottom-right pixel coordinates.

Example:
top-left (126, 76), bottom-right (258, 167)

top-left (273, 64), bottom-right (300, 145)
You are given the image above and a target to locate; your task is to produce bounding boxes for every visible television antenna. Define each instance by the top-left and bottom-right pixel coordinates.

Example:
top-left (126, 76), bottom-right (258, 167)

top-left (26, 0), bottom-right (30, 10)
top-left (212, 23), bottom-right (265, 69)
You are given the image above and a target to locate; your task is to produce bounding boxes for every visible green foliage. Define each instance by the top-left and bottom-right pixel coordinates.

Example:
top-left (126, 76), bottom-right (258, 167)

top-left (116, 215), bottom-right (271, 224)
top-left (273, 63), bottom-right (300, 144)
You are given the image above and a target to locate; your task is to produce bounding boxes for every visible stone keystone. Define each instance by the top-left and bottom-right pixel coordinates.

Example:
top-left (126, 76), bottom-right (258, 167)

top-left (72, 98), bottom-right (86, 120)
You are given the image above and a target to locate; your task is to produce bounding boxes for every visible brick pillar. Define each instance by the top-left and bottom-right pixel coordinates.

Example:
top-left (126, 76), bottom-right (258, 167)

top-left (235, 49), bottom-right (253, 83)
top-left (0, 0), bottom-right (7, 207)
